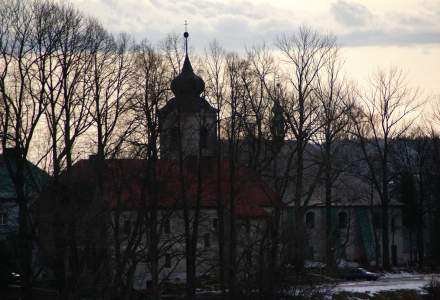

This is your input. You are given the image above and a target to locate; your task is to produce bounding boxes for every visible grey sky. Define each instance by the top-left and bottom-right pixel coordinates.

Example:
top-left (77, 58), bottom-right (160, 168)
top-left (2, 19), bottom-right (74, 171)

top-left (68, 0), bottom-right (440, 48)
top-left (67, 0), bottom-right (440, 95)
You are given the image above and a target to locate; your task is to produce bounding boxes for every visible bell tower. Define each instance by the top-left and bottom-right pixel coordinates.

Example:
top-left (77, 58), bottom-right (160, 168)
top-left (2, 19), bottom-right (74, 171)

top-left (159, 30), bottom-right (217, 160)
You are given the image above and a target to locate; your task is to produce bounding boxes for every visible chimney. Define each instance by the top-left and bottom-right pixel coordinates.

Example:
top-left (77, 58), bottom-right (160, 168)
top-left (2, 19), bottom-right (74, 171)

top-left (89, 154), bottom-right (99, 161)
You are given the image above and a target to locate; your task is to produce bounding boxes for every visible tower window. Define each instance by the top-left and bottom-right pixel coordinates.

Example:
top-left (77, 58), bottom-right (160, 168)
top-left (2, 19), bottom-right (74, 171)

top-left (170, 127), bottom-right (179, 149)
top-left (212, 218), bottom-right (218, 231)
top-left (171, 127), bottom-right (179, 140)
top-left (200, 127), bottom-right (208, 149)
top-left (305, 211), bottom-right (315, 229)
top-left (339, 212), bottom-right (348, 229)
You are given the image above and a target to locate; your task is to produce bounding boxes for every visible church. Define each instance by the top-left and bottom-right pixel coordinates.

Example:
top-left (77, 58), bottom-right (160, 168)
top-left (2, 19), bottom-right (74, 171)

top-left (36, 30), bottom-right (424, 293)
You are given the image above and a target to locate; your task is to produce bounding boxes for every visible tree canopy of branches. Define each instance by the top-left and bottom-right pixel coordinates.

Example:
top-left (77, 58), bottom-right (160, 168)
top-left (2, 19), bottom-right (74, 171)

top-left (1, 1), bottom-right (436, 299)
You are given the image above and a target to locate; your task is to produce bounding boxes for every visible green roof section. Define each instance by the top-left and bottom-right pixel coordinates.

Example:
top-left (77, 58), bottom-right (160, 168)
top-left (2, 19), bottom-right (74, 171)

top-left (0, 153), bottom-right (49, 199)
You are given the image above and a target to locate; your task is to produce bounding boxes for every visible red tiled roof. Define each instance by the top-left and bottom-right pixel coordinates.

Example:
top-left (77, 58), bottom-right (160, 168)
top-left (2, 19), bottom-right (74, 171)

top-left (68, 158), bottom-right (279, 219)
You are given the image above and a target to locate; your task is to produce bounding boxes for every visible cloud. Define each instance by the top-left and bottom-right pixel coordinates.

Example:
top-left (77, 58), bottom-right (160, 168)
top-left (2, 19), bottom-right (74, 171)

top-left (149, 0), bottom-right (267, 20)
top-left (67, 0), bottom-right (440, 50)
top-left (339, 29), bottom-right (440, 47)
top-left (331, 0), bottom-right (373, 27)
top-left (329, 0), bottom-right (440, 46)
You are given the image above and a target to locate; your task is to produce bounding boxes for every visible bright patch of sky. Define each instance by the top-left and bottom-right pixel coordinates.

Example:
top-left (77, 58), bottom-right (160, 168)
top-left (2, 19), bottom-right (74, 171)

top-left (66, 0), bottom-right (440, 95)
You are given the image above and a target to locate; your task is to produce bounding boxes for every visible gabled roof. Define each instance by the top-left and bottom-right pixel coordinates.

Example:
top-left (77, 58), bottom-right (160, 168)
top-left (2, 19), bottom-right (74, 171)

top-left (61, 158), bottom-right (279, 219)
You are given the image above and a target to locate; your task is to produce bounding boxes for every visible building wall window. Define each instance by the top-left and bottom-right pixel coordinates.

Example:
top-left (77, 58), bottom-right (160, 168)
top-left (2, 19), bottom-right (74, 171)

top-left (373, 212), bottom-right (382, 228)
top-left (212, 218), bottom-right (218, 231)
top-left (164, 219), bottom-right (171, 234)
top-left (204, 233), bottom-right (211, 248)
top-left (338, 212), bottom-right (348, 229)
top-left (307, 246), bottom-right (315, 260)
top-left (123, 220), bottom-right (131, 235)
top-left (403, 228), bottom-right (411, 254)
top-left (245, 220), bottom-right (251, 234)
top-left (391, 216), bottom-right (399, 232)
top-left (0, 213), bottom-right (7, 226)
top-left (165, 254), bottom-right (171, 268)
top-left (305, 211), bottom-right (315, 229)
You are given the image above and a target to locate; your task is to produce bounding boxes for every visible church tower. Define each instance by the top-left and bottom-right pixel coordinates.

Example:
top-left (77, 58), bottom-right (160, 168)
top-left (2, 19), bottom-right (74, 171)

top-left (159, 31), bottom-right (217, 160)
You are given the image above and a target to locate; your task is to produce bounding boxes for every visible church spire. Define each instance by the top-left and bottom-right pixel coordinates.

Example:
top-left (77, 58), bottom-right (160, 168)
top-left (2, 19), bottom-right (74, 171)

top-left (170, 27), bottom-right (205, 97)
top-left (271, 82), bottom-right (285, 148)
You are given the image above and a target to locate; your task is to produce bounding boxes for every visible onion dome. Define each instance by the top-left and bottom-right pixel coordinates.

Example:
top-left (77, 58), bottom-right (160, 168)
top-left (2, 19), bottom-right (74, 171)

top-left (159, 30), bottom-right (215, 118)
top-left (171, 54), bottom-right (205, 97)
top-left (170, 31), bottom-right (205, 97)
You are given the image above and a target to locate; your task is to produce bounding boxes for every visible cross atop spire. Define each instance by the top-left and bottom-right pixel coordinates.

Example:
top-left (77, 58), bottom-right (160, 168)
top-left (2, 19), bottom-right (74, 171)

top-left (184, 20), bottom-right (189, 56)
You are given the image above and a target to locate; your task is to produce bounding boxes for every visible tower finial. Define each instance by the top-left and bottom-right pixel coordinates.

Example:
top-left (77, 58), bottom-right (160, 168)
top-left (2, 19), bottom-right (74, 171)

top-left (184, 20), bottom-right (189, 56)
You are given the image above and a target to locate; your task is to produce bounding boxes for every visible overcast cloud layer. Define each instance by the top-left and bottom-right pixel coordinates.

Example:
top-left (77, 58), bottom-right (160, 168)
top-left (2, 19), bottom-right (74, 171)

top-left (68, 0), bottom-right (440, 49)
top-left (64, 0), bottom-right (440, 96)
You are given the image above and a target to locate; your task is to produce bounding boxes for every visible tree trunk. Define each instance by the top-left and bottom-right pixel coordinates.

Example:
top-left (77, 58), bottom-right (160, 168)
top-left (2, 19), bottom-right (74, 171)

top-left (293, 141), bottom-right (305, 272)
top-left (324, 142), bottom-right (335, 268)
top-left (382, 146), bottom-right (390, 270)
top-left (416, 178), bottom-right (424, 268)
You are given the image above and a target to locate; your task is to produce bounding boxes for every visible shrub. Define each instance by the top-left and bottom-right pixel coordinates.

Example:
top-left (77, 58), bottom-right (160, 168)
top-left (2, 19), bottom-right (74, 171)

top-left (424, 279), bottom-right (440, 300)
top-left (372, 290), bottom-right (421, 300)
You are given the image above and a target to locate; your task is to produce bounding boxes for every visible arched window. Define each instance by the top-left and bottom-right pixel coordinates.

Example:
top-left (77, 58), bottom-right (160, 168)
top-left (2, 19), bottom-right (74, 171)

top-left (123, 220), bottom-right (131, 235)
top-left (170, 127), bottom-right (179, 151)
top-left (305, 211), bottom-right (315, 229)
top-left (339, 212), bottom-right (348, 229)
top-left (0, 213), bottom-right (8, 226)
top-left (200, 127), bottom-right (208, 149)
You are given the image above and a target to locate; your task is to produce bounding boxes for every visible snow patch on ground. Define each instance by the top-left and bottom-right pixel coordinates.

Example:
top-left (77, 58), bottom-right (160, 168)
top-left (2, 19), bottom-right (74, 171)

top-left (382, 272), bottom-right (419, 278)
top-left (335, 274), bottom-right (440, 294)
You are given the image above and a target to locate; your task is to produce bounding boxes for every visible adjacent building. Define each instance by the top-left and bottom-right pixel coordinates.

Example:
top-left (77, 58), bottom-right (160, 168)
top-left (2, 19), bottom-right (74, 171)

top-left (0, 148), bottom-right (48, 240)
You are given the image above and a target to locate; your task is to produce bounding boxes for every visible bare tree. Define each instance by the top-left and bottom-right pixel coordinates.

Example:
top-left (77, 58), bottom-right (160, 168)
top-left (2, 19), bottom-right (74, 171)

top-left (276, 26), bottom-right (335, 270)
top-left (223, 52), bottom-right (249, 299)
top-left (350, 67), bottom-right (420, 269)
top-left (81, 23), bottom-right (135, 296)
top-left (314, 46), bottom-right (353, 268)
top-left (128, 41), bottom-right (171, 300)
top-left (39, 4), bottom-right (95, 295)
top-left (204, 40), bottom-right (228, 296)
top-left (161, 33), bottom-right (185, 78)
top-left (0, 0), bottom-right (52, 297)
top-left (87, 27), bottom-right (134, 160)
top-left (393, 127), bottom-right (431, 268)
